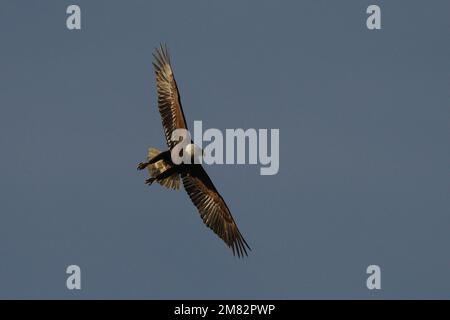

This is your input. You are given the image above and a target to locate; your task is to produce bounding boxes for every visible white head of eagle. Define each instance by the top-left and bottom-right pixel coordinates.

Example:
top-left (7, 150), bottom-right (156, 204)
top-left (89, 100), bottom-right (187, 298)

top-left (184, 143), bottom-right (203, 164)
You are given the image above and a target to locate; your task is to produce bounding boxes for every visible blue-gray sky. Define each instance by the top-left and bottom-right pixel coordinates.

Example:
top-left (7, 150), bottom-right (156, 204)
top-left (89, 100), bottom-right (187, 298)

top-left (0, 0), bottom-right (449, 299)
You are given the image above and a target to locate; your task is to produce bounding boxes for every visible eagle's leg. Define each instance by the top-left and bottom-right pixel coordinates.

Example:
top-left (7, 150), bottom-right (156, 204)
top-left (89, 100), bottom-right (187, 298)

top-left (145, 166), bottom-right (177, 185)
top-left (137, 161), bottom-right (150, 170)
top-left (137, 150), bottom-right (170, 170)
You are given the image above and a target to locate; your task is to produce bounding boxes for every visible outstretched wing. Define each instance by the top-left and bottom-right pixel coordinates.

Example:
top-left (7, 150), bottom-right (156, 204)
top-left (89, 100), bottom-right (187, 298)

top-left (152, 44), bottom-right (188, 149)
top-left (182, 166), bottom-right (251, 257)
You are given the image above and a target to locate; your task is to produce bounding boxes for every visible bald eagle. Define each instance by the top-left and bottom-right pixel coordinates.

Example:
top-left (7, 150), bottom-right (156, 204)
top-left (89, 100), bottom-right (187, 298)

top-left (137, 45), bottom-right (251, 257)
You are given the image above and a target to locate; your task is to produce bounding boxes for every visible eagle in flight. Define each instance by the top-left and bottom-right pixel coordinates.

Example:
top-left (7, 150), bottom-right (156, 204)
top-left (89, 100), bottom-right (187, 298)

top-left (137, 45), bottom-right (251, 257)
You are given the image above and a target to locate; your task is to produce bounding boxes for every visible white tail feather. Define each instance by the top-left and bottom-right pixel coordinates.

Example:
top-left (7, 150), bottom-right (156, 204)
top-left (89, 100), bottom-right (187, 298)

top-left (147, 148), bottom-right (180, 190)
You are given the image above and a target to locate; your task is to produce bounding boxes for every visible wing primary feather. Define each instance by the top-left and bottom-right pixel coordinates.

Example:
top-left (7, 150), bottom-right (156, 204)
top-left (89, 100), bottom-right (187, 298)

top-left (181, 168), bottom-right (251, 258)
top-left (152, 45), bottom-right (188, 149)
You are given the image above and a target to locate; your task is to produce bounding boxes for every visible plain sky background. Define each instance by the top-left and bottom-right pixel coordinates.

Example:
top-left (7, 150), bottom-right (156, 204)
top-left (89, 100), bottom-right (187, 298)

top-left (0, 0), bottom-right (449, 299)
